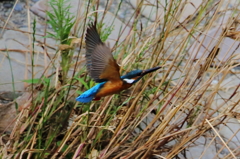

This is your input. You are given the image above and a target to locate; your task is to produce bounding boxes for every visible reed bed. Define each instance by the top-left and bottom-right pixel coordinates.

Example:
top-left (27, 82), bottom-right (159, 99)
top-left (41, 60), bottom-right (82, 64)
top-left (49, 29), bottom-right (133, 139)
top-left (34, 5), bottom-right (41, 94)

top-left (0, 0), bottom-right (240, 158)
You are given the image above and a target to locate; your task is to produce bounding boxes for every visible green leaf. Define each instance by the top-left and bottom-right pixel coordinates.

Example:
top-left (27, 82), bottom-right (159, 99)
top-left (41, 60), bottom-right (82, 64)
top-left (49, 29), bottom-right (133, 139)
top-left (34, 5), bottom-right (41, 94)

top-left (76, 90), bottom-right (83, 94)
top-left (22, 78), bottom-right (40, 84)
top-left (77, 78), bottom-right (89, 89)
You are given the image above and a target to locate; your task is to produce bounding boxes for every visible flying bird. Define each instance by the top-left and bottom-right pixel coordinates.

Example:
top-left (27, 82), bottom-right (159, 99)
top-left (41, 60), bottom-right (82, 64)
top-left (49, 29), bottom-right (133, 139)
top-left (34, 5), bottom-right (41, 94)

top-left (76, 24), bottom-right (160, 103)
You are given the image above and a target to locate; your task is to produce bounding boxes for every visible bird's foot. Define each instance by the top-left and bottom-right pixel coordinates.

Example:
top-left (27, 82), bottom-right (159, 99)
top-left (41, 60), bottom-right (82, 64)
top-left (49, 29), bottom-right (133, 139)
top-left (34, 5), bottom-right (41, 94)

top-left (93, 97), bottom-right (101, 101)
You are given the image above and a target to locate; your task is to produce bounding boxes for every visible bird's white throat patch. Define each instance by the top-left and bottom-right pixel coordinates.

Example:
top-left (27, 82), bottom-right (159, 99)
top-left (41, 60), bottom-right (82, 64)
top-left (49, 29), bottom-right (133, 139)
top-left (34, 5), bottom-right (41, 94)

top-left (123, 79), bottom-right (135, 84)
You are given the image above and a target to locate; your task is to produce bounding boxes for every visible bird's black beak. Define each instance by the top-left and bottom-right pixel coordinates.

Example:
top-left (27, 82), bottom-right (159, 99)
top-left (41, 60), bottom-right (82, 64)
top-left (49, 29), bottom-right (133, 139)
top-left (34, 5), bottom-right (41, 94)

top-left (141, 66), bottom-right (161, 76)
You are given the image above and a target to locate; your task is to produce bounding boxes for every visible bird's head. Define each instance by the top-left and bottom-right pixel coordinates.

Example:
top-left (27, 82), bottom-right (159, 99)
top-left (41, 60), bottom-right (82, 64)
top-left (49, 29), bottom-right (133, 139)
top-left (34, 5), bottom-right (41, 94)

top-left (121, 66), bottom-right (161, 84)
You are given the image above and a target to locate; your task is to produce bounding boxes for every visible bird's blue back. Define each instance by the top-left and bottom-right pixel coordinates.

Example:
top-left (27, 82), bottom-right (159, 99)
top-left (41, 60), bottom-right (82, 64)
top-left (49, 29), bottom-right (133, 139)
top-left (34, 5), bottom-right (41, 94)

top-left (76, 82), bottom-right (105, 103)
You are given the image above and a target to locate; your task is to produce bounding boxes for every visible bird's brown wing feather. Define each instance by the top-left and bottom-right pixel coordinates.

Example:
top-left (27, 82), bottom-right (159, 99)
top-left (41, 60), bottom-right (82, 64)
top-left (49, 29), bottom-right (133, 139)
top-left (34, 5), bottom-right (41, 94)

top-left (85, 24), bottom-right (121, 82)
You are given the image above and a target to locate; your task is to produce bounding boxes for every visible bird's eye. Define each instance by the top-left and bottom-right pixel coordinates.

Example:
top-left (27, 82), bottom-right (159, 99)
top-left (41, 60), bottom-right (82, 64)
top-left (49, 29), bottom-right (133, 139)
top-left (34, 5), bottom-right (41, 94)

top-left (137, 72), bottom-right (143, 76)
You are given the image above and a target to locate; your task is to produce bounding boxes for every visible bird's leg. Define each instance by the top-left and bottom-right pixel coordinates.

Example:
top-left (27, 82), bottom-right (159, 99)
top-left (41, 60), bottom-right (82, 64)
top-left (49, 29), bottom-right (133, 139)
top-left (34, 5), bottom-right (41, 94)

top-left (93, 97), bottom-right (101, 101)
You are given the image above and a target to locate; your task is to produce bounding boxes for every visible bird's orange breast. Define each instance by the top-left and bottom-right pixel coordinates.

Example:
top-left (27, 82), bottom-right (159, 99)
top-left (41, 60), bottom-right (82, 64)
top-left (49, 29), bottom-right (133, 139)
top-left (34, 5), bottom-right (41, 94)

top-left (95, 80), bottom-right (132, 98)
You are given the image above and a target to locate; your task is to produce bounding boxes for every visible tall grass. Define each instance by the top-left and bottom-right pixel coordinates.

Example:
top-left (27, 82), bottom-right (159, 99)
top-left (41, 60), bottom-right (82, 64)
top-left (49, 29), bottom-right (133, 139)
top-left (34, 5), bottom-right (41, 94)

top-left (0, 0), bottom-right (240, 158)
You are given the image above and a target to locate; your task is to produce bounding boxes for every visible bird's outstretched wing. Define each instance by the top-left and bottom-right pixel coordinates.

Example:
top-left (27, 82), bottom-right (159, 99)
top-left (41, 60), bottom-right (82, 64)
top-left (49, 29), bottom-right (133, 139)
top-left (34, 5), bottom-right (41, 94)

top-left (85, 24), bottom-right (121, 83)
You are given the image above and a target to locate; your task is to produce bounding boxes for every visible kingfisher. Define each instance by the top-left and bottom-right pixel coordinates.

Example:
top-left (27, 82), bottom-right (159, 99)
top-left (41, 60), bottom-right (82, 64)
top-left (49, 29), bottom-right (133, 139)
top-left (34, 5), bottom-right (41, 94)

top-left (76, 24), bottom-right (160, 103)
